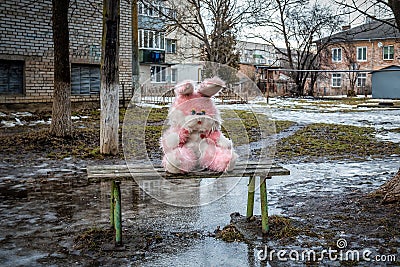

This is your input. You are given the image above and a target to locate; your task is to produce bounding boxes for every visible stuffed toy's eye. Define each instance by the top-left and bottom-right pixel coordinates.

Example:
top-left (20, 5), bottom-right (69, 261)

top-left (201, 110), bottom-right (206, 115)
top-left (191, 109), bottom-right (196, 115)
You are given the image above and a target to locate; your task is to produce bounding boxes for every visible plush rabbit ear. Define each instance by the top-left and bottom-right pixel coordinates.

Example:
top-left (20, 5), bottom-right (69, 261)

top-left (174, 80), bottom-right (194, 96)
top-left (198, 77), bottom-right (226, 97)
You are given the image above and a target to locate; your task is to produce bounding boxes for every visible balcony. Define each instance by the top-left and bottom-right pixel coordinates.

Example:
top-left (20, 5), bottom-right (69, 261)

top-left (139, 49), bottom-right (165, 64)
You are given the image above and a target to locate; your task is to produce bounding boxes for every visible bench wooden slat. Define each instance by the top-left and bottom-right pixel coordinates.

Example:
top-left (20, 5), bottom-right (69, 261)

top-left (87, 163), bottom-right (290, 182)
top-left (87, 161), bottom-right (274, 171)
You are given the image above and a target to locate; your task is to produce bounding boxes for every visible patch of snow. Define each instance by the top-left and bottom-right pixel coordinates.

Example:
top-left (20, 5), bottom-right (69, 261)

top-left (136, 102), bottom-right (168, 109)
top-left (11, 112), bottom-right (33, 117)
top-left (1, 120), bottom-right (17, 127)
top-left (375, 131), bottom-right (400, 143)
top-left (28, 120), bottom-right (50, 126)
top-left (14, 118), bottom-right (23, 126)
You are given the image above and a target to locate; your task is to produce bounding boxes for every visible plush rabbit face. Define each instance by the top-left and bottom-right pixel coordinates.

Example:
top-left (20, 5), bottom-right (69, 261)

top-left (167, 78), bottom-right (225, 132)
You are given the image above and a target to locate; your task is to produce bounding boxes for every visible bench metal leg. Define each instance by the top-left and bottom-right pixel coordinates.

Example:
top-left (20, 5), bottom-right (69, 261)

top-left (260, 176), bottom-right (269, 234)
top-left (246, 175), bottom-right (256, 219)
top-left (111, 181), bottom-right (122, 246)
top-left (110, 181), bottom-right (115, 228)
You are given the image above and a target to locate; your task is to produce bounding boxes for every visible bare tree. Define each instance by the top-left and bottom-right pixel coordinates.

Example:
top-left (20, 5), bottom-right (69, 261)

top-left (50, 0), bottom-right (72, 137)
top-left (100, 0), bottom-right (120, 155)
top-left (335, 0), bottom-right (400, 30)
top-left (255, 0), bottom-right (343, 95)
top-left (156, 0), bottom-right (262, 68)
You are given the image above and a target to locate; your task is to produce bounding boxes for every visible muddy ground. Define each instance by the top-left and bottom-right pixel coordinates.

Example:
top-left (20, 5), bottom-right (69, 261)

top-left (0, 103), bottom-right (399, 266)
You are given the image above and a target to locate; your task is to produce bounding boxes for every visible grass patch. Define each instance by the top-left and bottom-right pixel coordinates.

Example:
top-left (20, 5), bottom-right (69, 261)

top-left (0, 127), bottom-right (108, 159)
top-left (276, 123), bottom-right (400, 161)
top-left (221, 110), bottom-right (295, 145)
top-left (215, 224), bottom-right (245, 242)
top-left (73, 227), bottom-right (113, 251)
top-left (268, 215), bottom-right (301, 239)
top-left (390, 128), bottom-right (400, 133)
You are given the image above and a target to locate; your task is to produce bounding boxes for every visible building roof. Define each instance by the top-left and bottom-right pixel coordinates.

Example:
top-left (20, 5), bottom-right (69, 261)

top-left (371, 65), bottom-right (400, 73)
top-left (320, 19), bottom-right (400, 43)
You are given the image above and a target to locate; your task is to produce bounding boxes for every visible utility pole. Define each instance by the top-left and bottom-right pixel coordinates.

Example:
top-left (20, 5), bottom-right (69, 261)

top-left (132, 0), bottom-right (140, 103)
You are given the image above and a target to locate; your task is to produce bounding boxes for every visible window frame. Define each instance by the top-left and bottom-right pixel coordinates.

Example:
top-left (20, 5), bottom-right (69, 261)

top-left (139, 30), bottom-right (165, 51)
top-left (357, 46), bottom-right (367, 62)
top-left (71, 63), bottom-right (101, 95)
top-left (331, 73), bottom-right (342, 87)
top-left (150, 66), bottom-right (178, 83)
top-left (150, 65), bottom-right (167, 83)
top-left (383, 45), bottom-right (394, 60)
top-left (138, 1), bottom-right (161, 17)
top-left (171, 68), bottom-right (177, 83)
top-left (332, 48), bottom-right (342, 62)
top-left (0, 59), bottom-right (24, 95)
top-left (356, 72), bottom-right (367, 87)
top-left (166, 39), bottom-right (177, 54)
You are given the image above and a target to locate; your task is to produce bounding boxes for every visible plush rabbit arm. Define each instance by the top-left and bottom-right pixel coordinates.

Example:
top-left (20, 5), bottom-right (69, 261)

top-left (207, 130), bottom-right (232, 149)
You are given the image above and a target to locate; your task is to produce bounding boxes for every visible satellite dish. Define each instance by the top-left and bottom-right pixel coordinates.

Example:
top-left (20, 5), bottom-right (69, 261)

top-left (377, 42), bottom-right (383, 48)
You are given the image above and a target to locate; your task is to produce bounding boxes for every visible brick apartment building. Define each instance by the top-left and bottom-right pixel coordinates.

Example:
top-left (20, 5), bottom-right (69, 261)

top-left (0, 0), bottom-right (201, 106)
top-left (317, 19), bottom-right (400, 96)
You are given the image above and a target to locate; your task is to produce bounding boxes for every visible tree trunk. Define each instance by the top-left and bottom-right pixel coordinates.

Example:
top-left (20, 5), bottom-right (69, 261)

top-left (50, 0), bottom-right (72, 137)
top-left (131, 0), bottom-right (140, 102)
top-left (375, 169), bottom-right (400, 204)
top-left (100, 0), bottom-right (120, 155)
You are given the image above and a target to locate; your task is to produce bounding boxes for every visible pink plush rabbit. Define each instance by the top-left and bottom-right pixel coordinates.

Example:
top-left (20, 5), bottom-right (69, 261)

top-left (161, 77), bottom-right (238, 174)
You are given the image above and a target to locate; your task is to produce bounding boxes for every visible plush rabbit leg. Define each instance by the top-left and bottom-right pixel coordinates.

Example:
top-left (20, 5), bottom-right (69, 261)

top-left (163, 146), bottom-right (197, 173)
top-left (200, 144), bottom-right (237, 172)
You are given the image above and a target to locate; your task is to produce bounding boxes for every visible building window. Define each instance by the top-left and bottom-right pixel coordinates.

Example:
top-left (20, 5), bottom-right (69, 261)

top-left (71, 64), bottom-right (100, 95)
top-left (139, 30), bottom-right (165, 50)
top-left (357, 73), bottom-right (367, 87)
top-left (383, 45), bottom-right (394, 60)
top-left (151, 65), bottom-right (167, 83)
top-left (357, 47), bottom-right (367, 61)
top-left (332, 48), bottom-right (342, 62)
top-left (331, 73), bottom-right (341, 87)
top-left (171, 68), bottom-right (177, 83)
top-left (166, 39), bottom-right (176, 54)
top-left (138, 1), bottom-right (161, 17)
top-left (0, 60), bottom-right (24, 94)
top-left (150, 66), bottom-right (177, 83)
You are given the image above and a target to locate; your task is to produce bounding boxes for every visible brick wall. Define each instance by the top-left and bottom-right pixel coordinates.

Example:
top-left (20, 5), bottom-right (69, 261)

top-left (0, 0), bottom-right (133, 104)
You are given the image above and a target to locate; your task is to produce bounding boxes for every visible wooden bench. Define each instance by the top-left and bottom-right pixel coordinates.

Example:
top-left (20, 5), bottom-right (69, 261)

top-left (87, 161), bottom-right (290, 246)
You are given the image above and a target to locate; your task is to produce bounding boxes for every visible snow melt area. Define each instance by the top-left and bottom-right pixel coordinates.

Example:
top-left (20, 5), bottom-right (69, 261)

top-left (218, 97), bottom-right (400, 143)
top-left (71, 115), bottom-right (90, 120)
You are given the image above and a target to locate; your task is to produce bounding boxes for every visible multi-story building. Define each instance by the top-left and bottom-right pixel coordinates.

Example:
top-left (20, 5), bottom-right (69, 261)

top-left (237, 41), bottom-right (288, 96)
top-left (316, 19), bottom-right (400, 96)
top-left (0, 0), bottom-right (201, 106)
